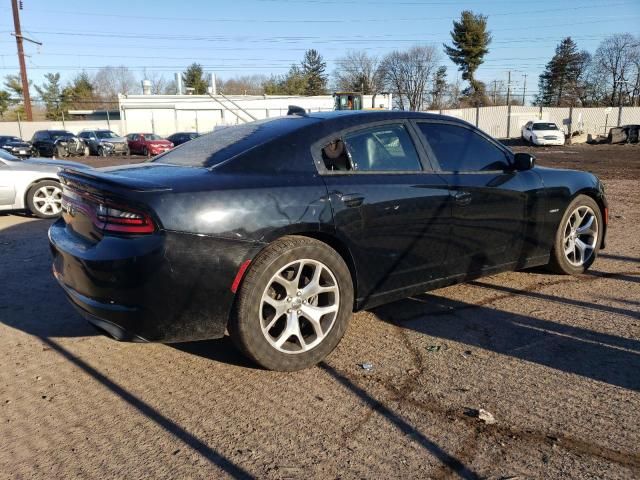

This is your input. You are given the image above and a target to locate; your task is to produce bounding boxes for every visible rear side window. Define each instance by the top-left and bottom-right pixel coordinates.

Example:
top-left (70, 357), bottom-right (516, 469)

top-left (151, 117), bottom-right (311, 168)
top-left (417, 123), bottom-right (509, 172)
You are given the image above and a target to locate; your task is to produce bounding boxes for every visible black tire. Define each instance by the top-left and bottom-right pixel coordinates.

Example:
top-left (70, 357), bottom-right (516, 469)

top-left (142, 146), bottom-right (149, 157)
top-left (229, 235), bottom-right (354, 371)
top-left (548, 194), bottom-right (602, 275)
top-left (98, 146), bottom-right (107, 157)
top-left (26, 180), bottom-right (63, 219)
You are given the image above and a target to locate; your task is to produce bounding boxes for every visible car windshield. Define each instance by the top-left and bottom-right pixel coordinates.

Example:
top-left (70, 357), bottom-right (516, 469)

top-left (533, 123), bottom-right (558, 131)
top-left (144, 134), bottom-right (162, 140)
top-left (50, 131), bottom-right (74, 139)
top-left (149, 118), bottom-right (306, 168)
top-left (96, 131), bottom-right (118, 139)
top-left (0, 149), bottom-right (18, 161)
top-left (0, 136), bottom-right (20, 143)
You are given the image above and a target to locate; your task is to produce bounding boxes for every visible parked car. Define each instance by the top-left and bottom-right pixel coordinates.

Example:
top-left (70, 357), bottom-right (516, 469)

top-left (521, 121), bottom-right (565, 146)
top-left (126, 133), bottom-right (173, 156)
top-left (0, 149), bottom-right (88, 218)
top-left (49, 111), bottom-right (607, 371)
top-left (0, 135), bottom-right (33, 159)
top-left (31, 130), bottom-right (89, 158)
top-left (78, 129), bottom-right (129, 156)
top-left (166, 132), bottom-right (200, 146)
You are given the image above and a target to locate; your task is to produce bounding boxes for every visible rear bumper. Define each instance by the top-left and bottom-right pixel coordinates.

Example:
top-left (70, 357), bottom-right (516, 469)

top-left (49, 219), bottom-right (263, 343)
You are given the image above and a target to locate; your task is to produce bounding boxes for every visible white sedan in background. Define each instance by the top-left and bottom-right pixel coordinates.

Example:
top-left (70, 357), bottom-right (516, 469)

top-left (522, 121), bottom-right (565, 146)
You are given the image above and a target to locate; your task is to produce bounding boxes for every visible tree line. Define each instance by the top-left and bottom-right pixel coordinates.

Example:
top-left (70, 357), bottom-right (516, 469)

top-left (1, 10), bottom-right (639, 120)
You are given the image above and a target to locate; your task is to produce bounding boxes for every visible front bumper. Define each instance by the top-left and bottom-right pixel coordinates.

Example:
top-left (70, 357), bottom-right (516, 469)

top-left (49, 219), bottom-right (262, 343)
top-left (532, 137), bottom-right (565, 146)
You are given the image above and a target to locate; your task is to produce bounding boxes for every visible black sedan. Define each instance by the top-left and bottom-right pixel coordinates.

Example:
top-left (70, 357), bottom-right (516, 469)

top-left (0, 135), bottom-right (33, 158)
top-left (49, 111), bottom-right (607, 371)
top-left (166, 131), bottom-right (200, 146)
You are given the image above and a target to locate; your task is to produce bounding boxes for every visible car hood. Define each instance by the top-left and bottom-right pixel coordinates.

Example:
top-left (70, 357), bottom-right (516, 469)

top-left (24, 157), bottom-right (91, 169)
top-left (100, 136), bottom-right (127, 143)
top-left (2, 141), bottom-right (31, 148)
top-left (532, 130), bottom-right (562, 136)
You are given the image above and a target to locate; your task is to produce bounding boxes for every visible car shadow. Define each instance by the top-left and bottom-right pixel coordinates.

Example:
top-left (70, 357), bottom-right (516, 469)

top-left (172, 337), bottom-right (258, 369)
top-left (0, 217), bottom-right (97, 338)
top-left (372, 292), bottom-right (640, 392)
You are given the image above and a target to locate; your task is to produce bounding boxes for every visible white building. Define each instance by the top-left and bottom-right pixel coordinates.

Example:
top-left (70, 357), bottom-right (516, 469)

top-left (118, 93), bottom-right (392, 136)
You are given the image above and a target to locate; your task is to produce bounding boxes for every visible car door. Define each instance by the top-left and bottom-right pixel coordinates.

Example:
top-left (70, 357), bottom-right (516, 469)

top-left (414, 120), bottom-right (545, 276)
top-left (0, 159), bottom-right (16, 206)
top-left (128, 134), bottom-right (140, 153)
top-left (31, 131), bottom-right (49, 156)
top-left (316, 121), bottom-right (452, 307)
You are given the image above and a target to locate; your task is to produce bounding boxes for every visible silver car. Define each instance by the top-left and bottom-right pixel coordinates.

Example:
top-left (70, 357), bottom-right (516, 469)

top-left (0, 149), bottom-right (88, 219)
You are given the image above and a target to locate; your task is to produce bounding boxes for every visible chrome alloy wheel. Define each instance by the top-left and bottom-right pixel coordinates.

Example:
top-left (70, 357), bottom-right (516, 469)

top-left (260, 259), bottom-right (340, 354)
top-left (563, 205), bottom-right (599, 267)
top-left (32, 185), bottom-right (62, 216)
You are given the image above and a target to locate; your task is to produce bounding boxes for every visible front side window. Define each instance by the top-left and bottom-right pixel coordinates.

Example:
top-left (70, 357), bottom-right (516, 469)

top-left (340, 124), bottom-right (422, 172)
top-left (417, 123), bottom-right (509, 172)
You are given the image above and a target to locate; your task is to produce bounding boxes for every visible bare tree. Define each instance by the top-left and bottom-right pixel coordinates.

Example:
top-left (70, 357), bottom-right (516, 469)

top-left (379, 45), bottom-right (441, 111)
top-left (142, 70), bottom-right (168, 95)
top-left (93, 66), bottom-right (139, 103)
top-left (593, 33), bottom-right (640, 106)
top-left (217, 75), bottom-right (267, 95)
top-left (333, 50), bottom-right (383, 106)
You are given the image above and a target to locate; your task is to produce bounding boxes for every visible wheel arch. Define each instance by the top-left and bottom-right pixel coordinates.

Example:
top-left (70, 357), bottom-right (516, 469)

top-left (572, 187), bottom-right (607, 249)
top-left (23, 177), bottom-right (61, 208)
top-left (245, 230), bottom-right (360, 311)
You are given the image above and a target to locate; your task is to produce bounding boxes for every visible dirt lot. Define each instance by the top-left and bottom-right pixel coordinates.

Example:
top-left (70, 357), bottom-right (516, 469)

top-left (1, 144), bottom-right (639, 479)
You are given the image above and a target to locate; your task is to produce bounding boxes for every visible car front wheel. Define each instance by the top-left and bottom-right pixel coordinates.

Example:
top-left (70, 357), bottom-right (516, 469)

top-left (548, 195), bottom-right (602, 274)
top-left (230, 236), bottom-right (354, 371)
top-left (26, 180), bottom-right (63, 219)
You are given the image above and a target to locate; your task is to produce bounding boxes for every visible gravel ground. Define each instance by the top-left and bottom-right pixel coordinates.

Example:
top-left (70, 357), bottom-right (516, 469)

top-left (0, 144), bottom-right (639, 479)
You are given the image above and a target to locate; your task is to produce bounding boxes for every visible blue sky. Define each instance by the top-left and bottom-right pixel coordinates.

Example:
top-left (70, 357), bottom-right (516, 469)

top-left (1, 0), bottom-right (639, 102)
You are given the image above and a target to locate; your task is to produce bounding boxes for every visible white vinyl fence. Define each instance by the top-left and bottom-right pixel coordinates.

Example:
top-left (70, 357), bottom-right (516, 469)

top-left (426, 106), bottom-right (640, 140)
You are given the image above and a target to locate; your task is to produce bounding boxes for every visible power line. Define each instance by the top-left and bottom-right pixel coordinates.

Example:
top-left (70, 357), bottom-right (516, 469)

top-left (30, 1), bottom-right (638, 24)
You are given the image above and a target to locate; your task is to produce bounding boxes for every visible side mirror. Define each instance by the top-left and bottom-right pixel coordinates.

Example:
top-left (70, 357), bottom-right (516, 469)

top-left (513, 152), bottom-right (535, 171)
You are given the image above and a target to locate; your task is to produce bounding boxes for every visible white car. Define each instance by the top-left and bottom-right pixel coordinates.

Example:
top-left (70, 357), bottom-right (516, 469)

top-left (522, 121), bottom-right (565, 146)
top-left (0, 149), bottom-right (88, 218)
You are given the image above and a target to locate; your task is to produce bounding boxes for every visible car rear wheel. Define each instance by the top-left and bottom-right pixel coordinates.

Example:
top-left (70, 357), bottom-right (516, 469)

top-left (230, 236), bottom-right (353, 371)
top-left (548, 195), bottom-right (602, 274)
top-left (27, 180), bottom-right (63, 219)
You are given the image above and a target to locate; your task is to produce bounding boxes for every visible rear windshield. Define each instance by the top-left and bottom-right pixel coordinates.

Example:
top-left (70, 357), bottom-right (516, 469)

top-left (532, 123), bottom-right (558, 130)
top-left (150, 117), bottom-right (313, 168)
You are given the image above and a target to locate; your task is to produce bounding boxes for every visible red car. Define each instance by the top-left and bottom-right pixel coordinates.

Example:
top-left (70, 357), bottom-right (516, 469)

top-left (126, 133), bottom-right (173, 156)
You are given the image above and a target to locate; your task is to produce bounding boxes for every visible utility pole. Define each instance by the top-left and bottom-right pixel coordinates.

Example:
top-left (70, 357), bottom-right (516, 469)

top-left (522, 74), bottom-right (527, 106)
top-left (492, 80), bottom-right (497, 104)
top-left (11, 0), bottom-right (33, 120)
top-left (506, 71), bottom-right (512, 138)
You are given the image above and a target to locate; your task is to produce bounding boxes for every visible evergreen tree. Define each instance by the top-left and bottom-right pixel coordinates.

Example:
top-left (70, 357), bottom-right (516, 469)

top-left (263, 65), bottom-right (307, 95)
top-left (3, 74), bottom-right (29, 117)
top-left (35, 73), bottom-right (65, 120)
top-left (443, 11), bottom-right (491, 105)
top-left (301, 49), bottom-right (327, 95)
top-left (537, 37), bottom-right (585, 106)
top-left (62, 72), bottom-right (97, 110)
top-left (0, 90), bottom-right (9, 118)
top-left (182, 63), bottom-right (208, 94)
top-left (430, 66), bottom-right (448, 109)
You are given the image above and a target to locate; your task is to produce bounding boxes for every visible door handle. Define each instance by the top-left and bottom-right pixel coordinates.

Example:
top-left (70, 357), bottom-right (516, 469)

top-left (340, 193), bottom-right (365, 208)
top-left (453, 191), bottom-right (472, 206)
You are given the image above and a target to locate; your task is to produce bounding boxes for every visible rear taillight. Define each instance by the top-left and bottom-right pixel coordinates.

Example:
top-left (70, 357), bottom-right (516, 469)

top-left (95, 203), bottom-right (156, 234)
